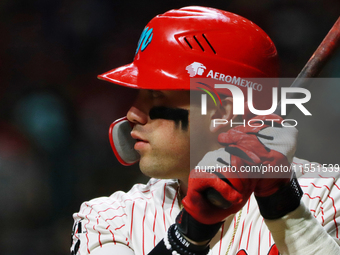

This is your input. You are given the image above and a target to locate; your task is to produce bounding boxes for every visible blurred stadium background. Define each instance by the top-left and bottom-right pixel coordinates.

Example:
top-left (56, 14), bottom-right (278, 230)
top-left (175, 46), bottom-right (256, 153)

top-left (0, 0), bottom-right (339, 254)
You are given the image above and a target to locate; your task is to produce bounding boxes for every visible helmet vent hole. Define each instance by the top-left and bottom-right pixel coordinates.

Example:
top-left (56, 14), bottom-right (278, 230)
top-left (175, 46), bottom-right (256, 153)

top-left (193, 35), bottom-right (205, 52)
top-left (184, 37), bottom-right (193, 49)
top-left (202, 34), bottom-right (216, 54)
top-left (180, 34), bottom-right (216, 54)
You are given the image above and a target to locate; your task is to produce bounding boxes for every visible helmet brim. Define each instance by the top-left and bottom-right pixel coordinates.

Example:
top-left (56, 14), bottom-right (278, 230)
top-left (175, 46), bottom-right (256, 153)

top-left (98, 62), bottom-right (188, 90)
top-left (98, 63), bottom-right (140, 89)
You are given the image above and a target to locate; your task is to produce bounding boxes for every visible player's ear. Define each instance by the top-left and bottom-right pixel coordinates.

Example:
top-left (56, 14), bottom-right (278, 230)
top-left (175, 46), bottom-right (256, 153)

top-left (209, 97), bottom-right (238, 133)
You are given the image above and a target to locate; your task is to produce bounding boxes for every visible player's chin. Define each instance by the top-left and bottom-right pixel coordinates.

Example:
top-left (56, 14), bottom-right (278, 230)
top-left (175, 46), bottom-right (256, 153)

top-left (139, 157), bottom-right (162, 177)
top-left (140, 168), bottom-right (173, 180)
top-left (139, 157), bottom-right (178, 179)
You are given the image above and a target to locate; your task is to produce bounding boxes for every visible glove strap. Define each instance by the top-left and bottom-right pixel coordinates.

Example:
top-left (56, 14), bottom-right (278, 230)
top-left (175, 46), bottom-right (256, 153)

top-left (147, 223), bottom-right (210, 255)
top-left (176, 209), bottom-right (223, 242)
top-left (255, 175), bottom-right (303, 219)
top-left (163, 224), bottom-right (210, 255)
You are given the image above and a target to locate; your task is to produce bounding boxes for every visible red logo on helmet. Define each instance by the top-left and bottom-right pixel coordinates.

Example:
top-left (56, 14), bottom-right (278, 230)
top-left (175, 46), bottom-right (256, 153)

top-left (186, 62), bottom-right (206, 77)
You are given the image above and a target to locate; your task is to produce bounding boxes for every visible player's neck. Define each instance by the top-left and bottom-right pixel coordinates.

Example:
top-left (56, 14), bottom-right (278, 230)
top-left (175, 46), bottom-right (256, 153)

top-left (178, 179), bottom-right (188, 196)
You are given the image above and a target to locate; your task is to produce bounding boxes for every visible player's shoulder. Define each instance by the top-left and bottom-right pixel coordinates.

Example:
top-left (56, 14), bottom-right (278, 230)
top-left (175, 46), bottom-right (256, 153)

top-left (292, 157), bottom-right (340, 197)
top-left (113, 178), bottom-right (179, 204)
top-left (293, 157), bottom-right (340, 179)
top-left (76, 178), bottom-right (179, 214)
top-left (126, 178), bottom-right (179, 198)
top-left (292, 157), bottom-right (340, 231)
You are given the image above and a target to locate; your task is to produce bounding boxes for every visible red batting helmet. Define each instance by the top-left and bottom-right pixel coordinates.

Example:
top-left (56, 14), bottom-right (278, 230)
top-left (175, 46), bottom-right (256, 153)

top-left (98, 6), bottom-right (278, 88)
top-left (100, 6), bottom-right (280, 165)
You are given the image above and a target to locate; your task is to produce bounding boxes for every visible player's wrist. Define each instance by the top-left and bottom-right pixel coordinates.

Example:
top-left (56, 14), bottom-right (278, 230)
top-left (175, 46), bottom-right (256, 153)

top-left (164, 224), bottom-right (210, 255)
top-left (181, 233), bottom-right (210, 246)
top-left (176, 208), bottom-right (223, 243)
top-left (255, 174), bottom-right (303, 219)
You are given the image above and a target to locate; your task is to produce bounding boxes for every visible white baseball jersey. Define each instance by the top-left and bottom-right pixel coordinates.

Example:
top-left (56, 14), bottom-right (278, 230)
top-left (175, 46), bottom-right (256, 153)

top-left (71, 157), bottom-right (340, 255)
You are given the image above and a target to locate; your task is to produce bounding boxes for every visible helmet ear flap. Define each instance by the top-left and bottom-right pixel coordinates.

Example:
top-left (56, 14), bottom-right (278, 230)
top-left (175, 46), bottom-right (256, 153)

top-left (109, 117), bottom-right (140, 166)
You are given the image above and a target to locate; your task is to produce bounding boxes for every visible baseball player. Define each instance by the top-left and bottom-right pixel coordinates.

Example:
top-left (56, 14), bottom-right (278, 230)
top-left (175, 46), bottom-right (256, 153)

top-left (71, 6), bottom-right (340, 255)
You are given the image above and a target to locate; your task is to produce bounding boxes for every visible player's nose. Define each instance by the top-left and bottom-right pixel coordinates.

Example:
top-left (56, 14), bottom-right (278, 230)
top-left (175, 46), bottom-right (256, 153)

top-left (127, 106), bottom-right (148, 125)
top-left (126, 92), bottom-right (149, 125)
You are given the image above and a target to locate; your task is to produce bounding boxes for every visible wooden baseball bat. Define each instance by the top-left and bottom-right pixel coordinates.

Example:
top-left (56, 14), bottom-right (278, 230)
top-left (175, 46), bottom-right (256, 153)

top-left (206, 16), bottom-right (340, 209)
top-left (275, 16), bottom-right (340, 115)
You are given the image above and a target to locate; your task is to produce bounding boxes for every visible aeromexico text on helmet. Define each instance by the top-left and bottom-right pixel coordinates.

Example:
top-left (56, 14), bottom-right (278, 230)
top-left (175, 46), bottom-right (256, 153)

top-left (186, 62), bottom-right (263, 92)
top-left (187, 62), bottom-right (312, 127)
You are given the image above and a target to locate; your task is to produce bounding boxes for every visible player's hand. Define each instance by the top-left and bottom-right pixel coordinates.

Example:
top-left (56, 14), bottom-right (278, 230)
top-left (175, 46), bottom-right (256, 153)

top-left (182, 114), bottom-right (299, 225)
top-left (182, 158), bottom-right (256, 225)
top-left (218, 114), bottom-right (298, 197)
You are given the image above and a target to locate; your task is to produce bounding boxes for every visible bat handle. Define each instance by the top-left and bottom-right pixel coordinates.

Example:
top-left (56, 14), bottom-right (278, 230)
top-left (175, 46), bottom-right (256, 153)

top-left (203, 188), bottom-right (232, 209)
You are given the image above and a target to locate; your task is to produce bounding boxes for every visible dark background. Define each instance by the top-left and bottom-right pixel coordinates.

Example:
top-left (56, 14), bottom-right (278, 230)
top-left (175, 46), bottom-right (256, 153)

top-left (0, 0), bottom-right (339, 254)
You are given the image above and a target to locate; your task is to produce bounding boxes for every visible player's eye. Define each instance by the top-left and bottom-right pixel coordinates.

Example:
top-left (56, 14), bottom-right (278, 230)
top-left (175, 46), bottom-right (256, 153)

top-left (149, 90), bottom-right (164, 99)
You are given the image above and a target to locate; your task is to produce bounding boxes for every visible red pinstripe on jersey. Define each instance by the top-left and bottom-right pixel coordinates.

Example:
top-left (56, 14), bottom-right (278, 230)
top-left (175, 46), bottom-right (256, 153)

top-left (93, 225), bottom-right (102, 247)
top-left (246, 222), bottom-right (252, 250)
top-left (247, 198), bottom-right (251, 213)
top-left (305, 193), bottom-right (325, 223)
top-left (232, 214), bottom-right (237, 247)
top-left (162, 183), bottom-right (167, 231)
top-left (142, 201), bottom-right (148, 255)
top-left (328, 195), bottom-right (338, 238)
top-left (106, 213), bottom-right (127, 221)
top-left (152, 207), bottom-right (157, 247)
top-left (84, 206), bottom-right (93, 254)
top-left (239, 218), bottom-right (245, 250)
top-left (114, 224), bottom-right (125, 231)
top-left (218, 223), bottom-right (225, 255)
top-left (258, 219), bottom-right (264, 255)
top-left (170, 188), bottom-right (178, 216)
top-left (130, 201), bottom-right (135, 243)
top-left (109, 229), bottom-right (116, 244)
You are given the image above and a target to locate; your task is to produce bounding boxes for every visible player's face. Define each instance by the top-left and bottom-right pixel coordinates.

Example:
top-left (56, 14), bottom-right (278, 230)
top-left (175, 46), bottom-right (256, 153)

top-left (127, 90), bottom-right (191, 182)
top-left (126, 89), bottom-right (220, 183)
